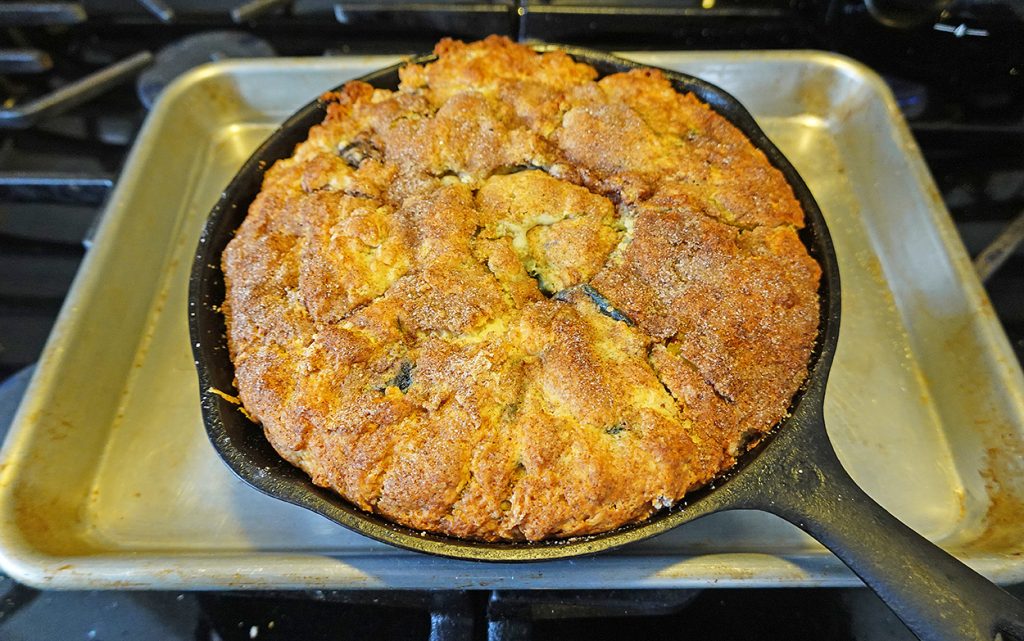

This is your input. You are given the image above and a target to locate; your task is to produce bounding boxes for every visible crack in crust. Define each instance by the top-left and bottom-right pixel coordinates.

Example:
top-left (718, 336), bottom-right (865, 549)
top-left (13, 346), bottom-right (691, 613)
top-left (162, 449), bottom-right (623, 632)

top-left (222, 35), bottom-right (821, 541)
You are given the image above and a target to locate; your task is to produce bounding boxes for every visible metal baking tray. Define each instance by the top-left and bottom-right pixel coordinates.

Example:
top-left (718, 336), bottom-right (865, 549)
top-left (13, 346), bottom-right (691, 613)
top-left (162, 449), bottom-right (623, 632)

top-left (1, 51), bottom-right (1022, 590)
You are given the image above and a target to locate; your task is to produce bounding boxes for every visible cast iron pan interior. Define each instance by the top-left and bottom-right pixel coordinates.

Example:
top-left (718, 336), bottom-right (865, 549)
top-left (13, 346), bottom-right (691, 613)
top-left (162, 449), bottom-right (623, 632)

top-left (189, 46), bottom-right (1024, 641)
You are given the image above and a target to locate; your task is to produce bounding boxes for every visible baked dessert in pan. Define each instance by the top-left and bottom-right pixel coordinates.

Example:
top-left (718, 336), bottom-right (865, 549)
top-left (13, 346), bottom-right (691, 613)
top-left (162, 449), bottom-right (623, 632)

top-left (221, 35), bottom-right (821, 541)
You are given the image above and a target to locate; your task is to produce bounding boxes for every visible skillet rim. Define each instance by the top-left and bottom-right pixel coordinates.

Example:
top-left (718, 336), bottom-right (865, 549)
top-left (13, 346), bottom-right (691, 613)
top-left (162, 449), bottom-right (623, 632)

top-left (187, 45), bottom-right (841, 562)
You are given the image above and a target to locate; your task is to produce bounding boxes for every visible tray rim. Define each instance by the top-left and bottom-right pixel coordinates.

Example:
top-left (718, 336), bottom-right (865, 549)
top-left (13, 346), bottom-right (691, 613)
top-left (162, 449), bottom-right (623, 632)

top-left (1, 49), bottom-right (1022, 590)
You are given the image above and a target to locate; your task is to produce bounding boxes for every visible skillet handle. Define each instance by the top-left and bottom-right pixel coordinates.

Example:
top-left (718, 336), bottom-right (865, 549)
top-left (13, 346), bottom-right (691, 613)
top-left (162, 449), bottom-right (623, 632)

top-left (740, 409), bottom-right (1024, 641)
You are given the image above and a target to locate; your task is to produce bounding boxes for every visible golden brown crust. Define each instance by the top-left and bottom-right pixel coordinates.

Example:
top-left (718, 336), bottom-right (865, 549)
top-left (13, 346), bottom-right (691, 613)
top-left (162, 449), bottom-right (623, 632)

top-left (222, 35), bottom-right (821, 541)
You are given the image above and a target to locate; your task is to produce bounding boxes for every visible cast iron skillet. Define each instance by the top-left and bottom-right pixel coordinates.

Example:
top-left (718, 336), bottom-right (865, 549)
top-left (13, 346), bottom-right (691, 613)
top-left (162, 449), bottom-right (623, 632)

top-left (189, 46), bottom-right (1024, 641)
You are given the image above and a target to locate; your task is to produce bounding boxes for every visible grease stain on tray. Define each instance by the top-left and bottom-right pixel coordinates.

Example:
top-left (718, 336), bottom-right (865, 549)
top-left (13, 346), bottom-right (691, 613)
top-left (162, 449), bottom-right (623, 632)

top-left (975, 434), bottom-right (1024, 552)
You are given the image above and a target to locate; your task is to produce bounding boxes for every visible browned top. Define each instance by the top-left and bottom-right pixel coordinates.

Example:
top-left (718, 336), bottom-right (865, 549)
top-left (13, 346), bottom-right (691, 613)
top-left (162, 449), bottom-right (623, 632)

top-left (221, 35), bottom-right (821, 541)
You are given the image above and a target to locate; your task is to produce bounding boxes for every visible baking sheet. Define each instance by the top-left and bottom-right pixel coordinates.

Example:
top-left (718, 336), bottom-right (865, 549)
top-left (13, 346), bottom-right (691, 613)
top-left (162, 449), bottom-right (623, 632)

top-left (1, 51), bottom-right (1022, 590)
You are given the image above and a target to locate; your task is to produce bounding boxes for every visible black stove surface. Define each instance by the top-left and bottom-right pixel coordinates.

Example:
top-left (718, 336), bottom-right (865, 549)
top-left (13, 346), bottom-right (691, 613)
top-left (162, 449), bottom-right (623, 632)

top-left (0, 1), bottom-right (1022, 639)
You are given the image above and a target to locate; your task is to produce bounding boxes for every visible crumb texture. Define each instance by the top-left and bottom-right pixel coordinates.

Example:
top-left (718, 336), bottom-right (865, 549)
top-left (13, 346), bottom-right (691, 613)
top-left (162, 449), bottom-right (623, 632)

top-left (222, 35), bottom-right (821, 541)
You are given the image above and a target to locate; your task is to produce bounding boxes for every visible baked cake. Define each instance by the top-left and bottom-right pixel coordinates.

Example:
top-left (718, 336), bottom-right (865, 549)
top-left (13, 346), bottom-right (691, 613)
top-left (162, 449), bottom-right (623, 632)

top-left (221, 36), bottom-right (821, 541)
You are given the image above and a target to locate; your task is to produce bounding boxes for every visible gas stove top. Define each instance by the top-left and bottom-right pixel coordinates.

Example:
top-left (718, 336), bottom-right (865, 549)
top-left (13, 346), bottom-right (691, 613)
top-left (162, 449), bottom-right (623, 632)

top-left (0, 2), bottom-right (1021, 639)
